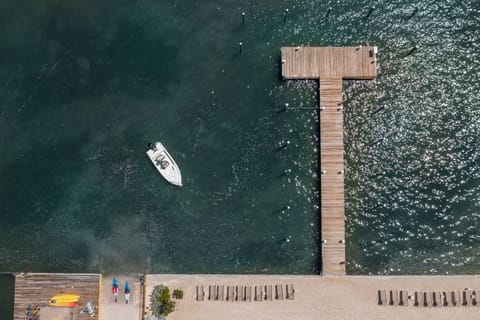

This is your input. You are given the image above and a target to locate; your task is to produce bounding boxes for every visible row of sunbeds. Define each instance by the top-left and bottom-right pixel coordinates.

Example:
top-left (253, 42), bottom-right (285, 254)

top-left (378, 289), bottom-right (479, 307)
top-left (196, 284), bottom-right (295, 301)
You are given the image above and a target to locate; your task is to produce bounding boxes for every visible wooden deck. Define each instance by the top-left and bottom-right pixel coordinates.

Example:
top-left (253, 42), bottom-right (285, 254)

top-left (281, 46), bottom-right (377, 275)
top-left (281, 46), bottom-right (377, 79)
top-left (13, 273), bottom-right (101, 320)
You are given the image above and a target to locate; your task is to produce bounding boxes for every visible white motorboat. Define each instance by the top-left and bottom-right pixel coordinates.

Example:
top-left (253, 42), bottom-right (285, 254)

top-left (146, 142), bottom-right (182, 186)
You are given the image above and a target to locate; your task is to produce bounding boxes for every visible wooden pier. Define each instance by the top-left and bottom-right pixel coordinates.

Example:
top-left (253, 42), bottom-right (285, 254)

top-left (281, 46), bottom-right (377, 275)
top-left (13, 273), bottom-right (101, 320)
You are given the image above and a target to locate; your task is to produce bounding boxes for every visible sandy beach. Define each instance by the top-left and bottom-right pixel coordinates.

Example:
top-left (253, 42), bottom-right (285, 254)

top-left (12, 273), bottom-right (480, 319)
top-left (143, 275), bottom-right (480, 320)
top-left (100, 275), bottom-right (142, 320)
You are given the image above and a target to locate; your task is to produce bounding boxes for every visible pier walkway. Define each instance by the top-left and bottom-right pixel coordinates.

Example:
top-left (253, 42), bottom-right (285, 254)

top-left (281, 46), bottom-right (377, 275)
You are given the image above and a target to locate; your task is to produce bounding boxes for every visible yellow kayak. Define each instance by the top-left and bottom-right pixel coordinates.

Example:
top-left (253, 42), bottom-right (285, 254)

top-left (49, 294), bottom-right (80, 307)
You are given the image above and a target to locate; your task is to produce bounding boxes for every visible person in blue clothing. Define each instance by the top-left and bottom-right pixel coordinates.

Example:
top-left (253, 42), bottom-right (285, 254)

top-left (124, 281), bottom-right (131, 304)
top-left (112, 277), bottom-right (119, 303)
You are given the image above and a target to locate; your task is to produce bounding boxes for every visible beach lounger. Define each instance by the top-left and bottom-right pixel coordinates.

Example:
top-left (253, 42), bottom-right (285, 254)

top-left (393, 290), bottom-right (399, 305)
top-left (237, 286), bottom-right (245, 301)
top-left (276, 284), bottom-right (284, 300)
top-left (209, 285), bottom-right (217, 300)
top-left (265, 285), bottom-right (273, 301)
top-left (424, 292), bottom-right (430, 307)
top-left (378, 290), bottom-right (384, 305)
top-left (455, 291), bottom-right (461, 307)
top-left (432, 292), bottom-right (438, 307)
top-left (472, 290), bottom-right (477, 306)
top-left (196, 285), bottom-right (204, 301)
top-left (442, 291), bottom-right (448, 306)
top-left (442, 291), bottom-right (451, 307)
top-left (466, 290), bottom-right (473, 306)
top-left (245, 286), bottom-right (252, 302)
top-left (218, 285), bottom-right (224, 301)
top-left (255, 286), bottom-right (263, 301)
top-left (399, 290), bottom-right (408, 306)
top-left (415, 291), bottom-right (421, 307)
top-left (450, 291), bottom-right (457, 307)
top-left (227, 286), bottom-right (235, 301)
top-left (467, 290), bottom-right (472, 307)
top-left (446, 291), bottom-right (452, 307)
top-left (436, 292), bottom-right (443, 307)
top-left (286, 284), bottom-right (295, 300)
top-left (462, 290), bottom-right (472, 306)
top-left (381, 290), bottom-right (387, 306)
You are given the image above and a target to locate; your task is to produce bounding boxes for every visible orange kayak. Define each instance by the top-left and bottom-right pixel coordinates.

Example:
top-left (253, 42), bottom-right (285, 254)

top-left (49, 294), bottom-right (80, 307)
top-left (49, 301), bottom-right (79, 307)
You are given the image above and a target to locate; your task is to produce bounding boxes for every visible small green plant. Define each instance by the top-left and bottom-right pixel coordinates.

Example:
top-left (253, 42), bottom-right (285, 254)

top-left (173, 289), bottom-right (183, 299)
top-left (150, 285), bottom-right (176, 317)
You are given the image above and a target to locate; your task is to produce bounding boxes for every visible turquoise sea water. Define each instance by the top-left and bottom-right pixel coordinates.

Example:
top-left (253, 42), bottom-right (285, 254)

top-left (1, 1), bottom-right (479, 315)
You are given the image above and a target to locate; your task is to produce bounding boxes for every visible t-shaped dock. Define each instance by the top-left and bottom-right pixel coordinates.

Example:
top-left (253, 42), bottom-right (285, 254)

top-left (281, 46), bottom-right (378, 275)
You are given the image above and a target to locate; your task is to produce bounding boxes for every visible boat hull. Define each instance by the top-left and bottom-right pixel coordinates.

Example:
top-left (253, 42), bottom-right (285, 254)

top-left (146, 142), bottom-right (182, 186)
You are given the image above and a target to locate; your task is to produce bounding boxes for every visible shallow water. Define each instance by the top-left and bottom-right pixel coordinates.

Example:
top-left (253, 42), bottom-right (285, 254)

top-left (0, 0), bottom-right (478, 293)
